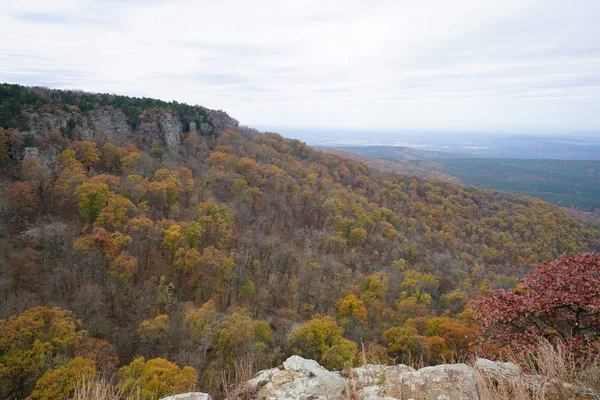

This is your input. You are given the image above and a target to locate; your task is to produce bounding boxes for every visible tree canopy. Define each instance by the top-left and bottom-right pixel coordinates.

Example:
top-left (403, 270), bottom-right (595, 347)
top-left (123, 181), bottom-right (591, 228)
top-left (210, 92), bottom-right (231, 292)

top-left (473, 253), bottom-right (600, 358)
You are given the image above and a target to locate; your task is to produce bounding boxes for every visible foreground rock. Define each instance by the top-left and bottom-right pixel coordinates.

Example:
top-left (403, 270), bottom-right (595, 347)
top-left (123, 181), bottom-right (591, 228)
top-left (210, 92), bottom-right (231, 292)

top-left (246, 356), bottom-right (482, 400)
top-left (248, 356), bottom-right (347, 400)
top-left (161, 393), bottom-right (211, 400)
top-left (404, 364), bottom-right (478, 400)
top-left (168, 356), bottom-right (597, 400)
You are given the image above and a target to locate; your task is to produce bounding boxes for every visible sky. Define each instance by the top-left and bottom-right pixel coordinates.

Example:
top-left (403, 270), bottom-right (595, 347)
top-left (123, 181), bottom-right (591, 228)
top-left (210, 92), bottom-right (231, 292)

top-left (1, 0), bottom-right (600, 134)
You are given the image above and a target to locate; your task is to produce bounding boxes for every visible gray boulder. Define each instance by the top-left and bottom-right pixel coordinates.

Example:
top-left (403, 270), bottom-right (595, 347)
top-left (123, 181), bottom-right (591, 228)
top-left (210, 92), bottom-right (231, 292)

top-left (248, 357), bottom-right (480, 400)
top-left (352, 363), bottom-right (415, 386)
top-left (253, 356), bottom-right (346, 400)
top-left (474, 358), bottom-right (520, 379)
top-left (160, 393), bottom-right (211, 400)
top-left (405, 364), bottom-right (479, 400)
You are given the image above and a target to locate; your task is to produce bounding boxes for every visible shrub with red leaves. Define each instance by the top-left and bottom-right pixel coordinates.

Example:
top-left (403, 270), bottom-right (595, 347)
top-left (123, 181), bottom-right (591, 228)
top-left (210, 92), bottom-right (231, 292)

top-left (473, 253), bottom-right (600, 358)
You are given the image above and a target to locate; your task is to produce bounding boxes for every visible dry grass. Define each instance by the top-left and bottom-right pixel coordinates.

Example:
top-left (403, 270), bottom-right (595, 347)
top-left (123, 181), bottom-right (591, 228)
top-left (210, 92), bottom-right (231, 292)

top-left (340, 343), bottom-right (421, 400)
top-left (341, 339), bottom-right (600, 400)
top-left (341, 369), bottom-right (420, 400)
top-left (73, 341), bottom-right (597, 400)
top-left (72, 378), bottom-right (127, 400)
top-left (475, 340), bottom-right (600, 400)
top-left (72, 377), bottom-right (148, 400)
top-left (220, 354), bottom-right (259, 400)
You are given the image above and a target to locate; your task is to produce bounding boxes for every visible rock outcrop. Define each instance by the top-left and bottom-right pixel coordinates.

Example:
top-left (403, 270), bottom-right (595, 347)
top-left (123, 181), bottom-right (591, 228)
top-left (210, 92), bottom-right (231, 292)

top-left (235, 355), bottom-right (539, 400)
top-left (28, 109), bottom-right (131, 143)
top-left (159, 113), bottom-right (183, 150)
top-left (206, 109), bottom-right (239, 131)
top-left (403, 363), bottom-right (478, 400)
top-left (12, 88), bottom-right (247, 162)
top-left (23, 107), bottom-right (225, 153)
top-left (248, 356), bottom-right (347, 400)
top-left (160, 393), bottom-right (211, 400)
top-left (29, 111), bottom-right (75, 136)
top-left (84, 109), bottom-right (131, 141)
top-left (236, 355), bottom-right (599, 400)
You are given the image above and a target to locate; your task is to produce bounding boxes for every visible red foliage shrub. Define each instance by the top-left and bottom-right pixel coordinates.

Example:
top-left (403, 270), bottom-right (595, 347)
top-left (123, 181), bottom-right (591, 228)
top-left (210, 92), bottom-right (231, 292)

top-left (473, 253), bottom-right (600, 358)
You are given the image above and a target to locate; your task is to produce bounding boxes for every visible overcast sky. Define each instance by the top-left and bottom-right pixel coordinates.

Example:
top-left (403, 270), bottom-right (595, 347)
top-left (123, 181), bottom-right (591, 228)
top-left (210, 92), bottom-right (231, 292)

top-left (1, 0), bottom-right (599, 134)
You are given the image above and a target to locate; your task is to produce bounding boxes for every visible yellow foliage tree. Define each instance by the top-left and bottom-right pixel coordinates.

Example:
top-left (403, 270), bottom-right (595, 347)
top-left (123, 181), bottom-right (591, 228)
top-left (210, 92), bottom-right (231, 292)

top-left (117, 357), bottom-right (197, 400)
top-left (30, 357), bottom-right (97, 400)
top-left (76, 141), bottom-right (101, 171)
top-left (75, 182), bottom-right (111, 224)
top-left (108, 253), bottom-right (138, 284)
top-left (138, 314), bottom-right (170, 343)
top-left (212, 311), bottom-right (273, 367)
top-left (288, 316), bottom-right (357, 370)
top-left (0, 307), bottom-right (82, 398)
top-left (336, 294), bottom-right (368, 325)
top-left (184, 301), bottom-right (217, 345)
top-left (95, 194), bottom-right (136, 231)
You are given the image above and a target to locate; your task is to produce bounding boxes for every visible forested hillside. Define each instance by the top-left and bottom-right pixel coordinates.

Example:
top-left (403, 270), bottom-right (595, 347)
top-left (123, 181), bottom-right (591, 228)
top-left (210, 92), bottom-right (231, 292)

top-left (323, 146), bottom-right (600, 212)
top-left (1, 84), bottom-right (599, 399)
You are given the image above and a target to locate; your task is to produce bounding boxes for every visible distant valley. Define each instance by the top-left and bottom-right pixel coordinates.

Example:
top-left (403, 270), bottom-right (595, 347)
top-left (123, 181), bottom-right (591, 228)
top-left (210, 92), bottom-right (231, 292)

top-left (263, 127), bottom-right (600, 160)
top-left (320, 145), bottom-right (600, 212)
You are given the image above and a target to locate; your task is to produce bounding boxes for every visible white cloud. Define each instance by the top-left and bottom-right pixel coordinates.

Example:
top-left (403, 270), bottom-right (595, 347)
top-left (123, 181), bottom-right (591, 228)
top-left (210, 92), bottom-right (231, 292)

top-left (1, 0), bottom-right (599, 133)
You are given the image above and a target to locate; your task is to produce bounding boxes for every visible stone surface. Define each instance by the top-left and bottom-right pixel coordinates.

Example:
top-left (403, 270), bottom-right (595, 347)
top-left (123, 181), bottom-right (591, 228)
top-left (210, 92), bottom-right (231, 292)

top-left (206, 109), bottom-right (239, 131)
top-left (168, 357), bottom-right (599, 400)
top-left (254, 356), bottom-right (346, 400)
top-left (282, 355), bottom-right (333, 377)
top-left (160, 393), bottom-right (211, 400)
top-left (23, 106), bottom-right (228, 155)
top-left (28, 109), bottom-right (131, 143)
top-left (248, 356), bottom-right (481, 400)
top-left (405, 364), bottom-right (479, 400)
top-left (23, 147), bottom-right (40, 158)
top-left (359, 385), bottom-right (399, 400)
top-left (84, 109), bottom-right (131, 141)
top-left (352, 363), bottom-right (415, 386)
top-left (28, 112), bottom-right (74, 136)
top-left (160, 113), bottom-right (183, 150)
top-left (474, 358), bottom-right (520, 379)
top-left (247, 367), bottom-right (281, 391)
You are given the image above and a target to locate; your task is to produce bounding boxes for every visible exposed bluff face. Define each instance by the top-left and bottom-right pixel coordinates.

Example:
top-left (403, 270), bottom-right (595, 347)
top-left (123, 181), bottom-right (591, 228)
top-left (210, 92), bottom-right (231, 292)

top-left (24, 106), bottom-right (238, 152)
top-left (206, 109), bottom-right (239, 131)
top-left (28, 109), bottom-right (131, 143)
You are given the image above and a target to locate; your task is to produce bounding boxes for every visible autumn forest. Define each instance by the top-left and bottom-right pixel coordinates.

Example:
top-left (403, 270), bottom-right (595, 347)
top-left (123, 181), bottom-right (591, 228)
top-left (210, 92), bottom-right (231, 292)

top-left (0, 84), bottom-right (599, 399)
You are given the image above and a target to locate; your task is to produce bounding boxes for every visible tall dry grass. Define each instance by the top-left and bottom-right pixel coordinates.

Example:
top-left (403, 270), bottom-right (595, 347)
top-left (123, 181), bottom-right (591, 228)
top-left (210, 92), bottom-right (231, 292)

top-left (220, 354), bottom-right (259, 400)
top-left (71, 378), bottom-right (124, 400)
top-left (72, 377), bottom-right (145, 400)
top-left (72, 340), bottom-right (599, 400)
top-left (476, 339), bottom-right (600, 400)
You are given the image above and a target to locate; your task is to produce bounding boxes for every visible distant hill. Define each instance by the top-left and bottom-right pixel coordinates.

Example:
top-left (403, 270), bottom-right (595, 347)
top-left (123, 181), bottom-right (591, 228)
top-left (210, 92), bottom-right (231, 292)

top-left (321, 145), bottom-right (600, 212)
top-left (433, 158), bottom-right (600, 212)
top-left (267, 127), bottom-right (600, 160)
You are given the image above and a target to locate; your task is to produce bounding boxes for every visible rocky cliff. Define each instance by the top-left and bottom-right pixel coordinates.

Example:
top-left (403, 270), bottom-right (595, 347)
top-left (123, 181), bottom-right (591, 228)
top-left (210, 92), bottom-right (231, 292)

top-left (28, 109), bottom-right (131, 143)
top-left (205, 109), bottom-right (239, 131)
top-left (21, 102), bottom-right (238, 152)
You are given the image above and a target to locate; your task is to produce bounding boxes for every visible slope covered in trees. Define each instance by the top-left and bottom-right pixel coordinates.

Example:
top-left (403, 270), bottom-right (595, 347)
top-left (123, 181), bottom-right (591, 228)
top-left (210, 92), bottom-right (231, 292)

top-left (1, 84), bottom-right (599, 398)
top-left (322, 145), bottom-right (600, 212)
